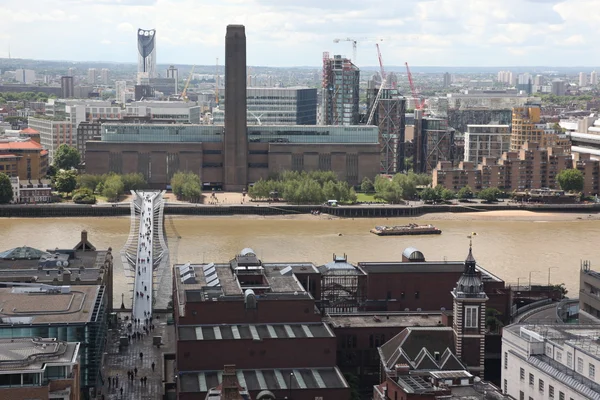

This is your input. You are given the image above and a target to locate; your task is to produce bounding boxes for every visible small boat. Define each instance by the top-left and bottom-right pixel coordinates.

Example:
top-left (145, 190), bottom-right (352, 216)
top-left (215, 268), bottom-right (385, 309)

top-left (370, 224), bottom-right (442, 236)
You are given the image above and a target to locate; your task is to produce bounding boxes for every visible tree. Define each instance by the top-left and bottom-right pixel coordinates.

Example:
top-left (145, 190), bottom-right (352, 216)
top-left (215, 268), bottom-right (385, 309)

top-left (72, 188), bottom-right (96, 204)
top-left (360, 177), bottom-right (374, 193)
top-left (486, 308), bottom-right (504, 333)
top-left (77, 174), bottom-right (102, 192)
top-left (0, 173), bottom-right (13, 204)
top-left (102, 174), bottom-right (125, 202)
top-left (440, 188), bottom-right (455, 201)
top-left (478, 187), bottom-right (502, 202)
top-left (53, 144), bottom-right (81, 170)
top-left (556, 168), bottom-right (584, 192)
top-left (170, 171), bottom-right (202, 202)
top-left (457, 186), bottom-right (474, 200)
top-left (122, 173), bottom-right (148, 191)
top-left (54, 169), bottom-right (77, 195)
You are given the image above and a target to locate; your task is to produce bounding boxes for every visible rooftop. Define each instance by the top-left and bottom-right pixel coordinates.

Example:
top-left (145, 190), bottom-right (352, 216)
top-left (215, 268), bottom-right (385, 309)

top-left (326, 313), bottom-right (444, 329)
top-left (179, 367), bottom-right (348, 393)
top-left (0, 337), bottom-right (79, 372)
top-left (178, 322), bottom-right (334, 341)
top-left (0, 285), bottom-right (101, 325)
top-left (358, 261), bottom-right (504, 283)
top-left (0, 138), bottom-right (42, 150)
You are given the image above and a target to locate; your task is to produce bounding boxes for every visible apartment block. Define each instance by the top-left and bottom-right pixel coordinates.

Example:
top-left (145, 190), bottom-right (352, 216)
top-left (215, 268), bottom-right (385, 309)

top-left (433, 142), bottom-right (593, 193)
top-left (464, 124), bottom-right (510, 164)
top-left (322, 54), bottom-right (360, 125)
top-left (0, 137), bottom-right (48, 180)
top-left (27, 117), bottom-right (74, 163)
top-left (580, 263), bottom-right (600, 322)
top-left (510, 105), bottom-right (570, 153)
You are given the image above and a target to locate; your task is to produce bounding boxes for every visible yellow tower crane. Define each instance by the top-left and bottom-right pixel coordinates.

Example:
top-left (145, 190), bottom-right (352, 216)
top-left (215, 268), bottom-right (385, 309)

top-left (181, 65), bottom-right (196, 102)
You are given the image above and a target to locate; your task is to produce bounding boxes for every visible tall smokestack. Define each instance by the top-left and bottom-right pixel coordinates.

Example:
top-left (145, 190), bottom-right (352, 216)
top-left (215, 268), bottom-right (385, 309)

top-left (224, 25), bottom-right (248, 191)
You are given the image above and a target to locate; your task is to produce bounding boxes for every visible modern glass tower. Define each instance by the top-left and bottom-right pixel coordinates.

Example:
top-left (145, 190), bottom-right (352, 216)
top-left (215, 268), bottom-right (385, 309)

top-left (137, 28), bottom-right (157, 78)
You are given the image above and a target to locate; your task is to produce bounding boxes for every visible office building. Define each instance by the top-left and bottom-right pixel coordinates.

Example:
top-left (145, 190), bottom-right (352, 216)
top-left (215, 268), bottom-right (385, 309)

top-left (60, 76), bottom-right (74, 98)
top-left (212, 87), bottom-right (318, 126)
top-left (322, 53), bottom-right (360, 125)
top-left (137, 28), bottom-right (157, 78)
top-left (579, 71), bottom-right (588, 87)
top-left (166, 65), bottom-right (179, 94)
top-left (502, 323), bottom-right (600, 400)
top-left (27, 117), bottom-right (74, 163)
top-left (87, 68), bottom-right (96, 85)
top-left (433, 142), bottom-right (597, 193)
top-left (0, 338), bottom-right (81, 400)
top-left (0, 136), bottom-right (48, 180)
top-left (464, 124), bottom-right (511, 164)
top-left (510, 105), bottom-right (570, 152)
top-left (76, 122), bottom-right (101, 162)
top-left (148, 77), bottom-right (177, 96)
top-left (100, 68), bottom-right (109, 85)
top-left (552, 80), bottom-right (567, 96)
top-left (115, 80), bottom-right (127, 104)
top-left (446, 91), bottom-right (534, 110)
top-left (517, 73), bottom-right (532, 94)
top-left (591, 71), bottom-right (598, 86)
top-left (443, 72), bottom-right (451, 87)
top-left (15, 69), bottom-right (36, 84)
top-left (86, 123), bottom-right (380, 187)
top-left (224, 24), bottom-right (248, 190)
top-left (125, 101), bottom-right (200, 123)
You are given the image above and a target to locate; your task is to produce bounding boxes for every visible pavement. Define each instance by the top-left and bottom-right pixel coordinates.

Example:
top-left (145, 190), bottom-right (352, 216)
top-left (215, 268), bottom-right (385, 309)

top-left (100, 311), bottom-right (174, 400)
top-left (518, 303), bottom-right (559, 323)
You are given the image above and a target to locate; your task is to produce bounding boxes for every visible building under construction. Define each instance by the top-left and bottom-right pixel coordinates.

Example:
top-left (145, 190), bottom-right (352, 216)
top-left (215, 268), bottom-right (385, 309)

top-left (322, 53), bottom-right (360, 125)
top-left (413, 110), bottom-right (455, 173)
top-left (367, 83), bottom-right (406, 174)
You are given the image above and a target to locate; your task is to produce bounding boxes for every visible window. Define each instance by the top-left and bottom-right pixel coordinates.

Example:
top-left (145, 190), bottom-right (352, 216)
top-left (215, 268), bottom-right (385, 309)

top-left (504, 352), bottom-right (508, 369)
top-left (414, 291), bottom-right (420, 299)
top-left (549, 385), bottom-right (555, 398)
top-left (520, 368), bottom-right (525, 380)
top-left (559, 392), bottom-right (564, 400)
top-left (465, 306), bottom-right (479, 328)
top-left (539, 379), bottom-right (544, 393)
top-left (546, 345), bottom-right (552, 356)
top-left (577, 357), bottom-right (583, 373)
top-left (567, 352), bottom-right (573, 367)
top-left (504, 379), bottom-right (507, 394)
top-left (519, 391), bottom-right (524, 400)
top-left (529, 373), bottom-right (534, 386)
top-left (556, 351), bottom-right (562, 362)
top-left (590, 363), bottom-right (596, 380)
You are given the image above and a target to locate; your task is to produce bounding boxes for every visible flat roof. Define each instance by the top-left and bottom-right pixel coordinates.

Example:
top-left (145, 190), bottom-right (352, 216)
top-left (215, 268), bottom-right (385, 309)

top-left (357, 261), bottom-right (504, 283)
top-left (326, 313), bottom-right (444, 328)
top-left (178, 322), bottom-right (333, 341)
top-left (0, 285), bottom-right (100, 325)
top-left (0, 338), bottom-right (78, 371)
top-left (179, 367), bottom-right (348, 393)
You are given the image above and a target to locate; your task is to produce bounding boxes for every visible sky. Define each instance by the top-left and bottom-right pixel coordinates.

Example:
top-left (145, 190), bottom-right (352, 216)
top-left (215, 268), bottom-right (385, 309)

top-left (1, 0), bottom-right (599, 67)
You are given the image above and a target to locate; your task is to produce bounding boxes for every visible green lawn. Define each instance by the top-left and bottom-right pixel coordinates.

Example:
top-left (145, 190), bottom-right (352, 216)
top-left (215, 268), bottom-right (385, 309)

top-left (356, 193), bottom-right (385, 203)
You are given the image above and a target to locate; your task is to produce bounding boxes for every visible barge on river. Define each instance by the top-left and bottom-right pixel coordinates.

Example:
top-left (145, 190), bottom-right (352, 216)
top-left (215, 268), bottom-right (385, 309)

top-left (370, 224), bottom-right (442, 236)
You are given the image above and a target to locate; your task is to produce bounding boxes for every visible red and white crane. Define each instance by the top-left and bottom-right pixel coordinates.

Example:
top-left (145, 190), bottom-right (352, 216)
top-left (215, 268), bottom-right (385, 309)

top-left (405, 62), bottom-right (425, 110)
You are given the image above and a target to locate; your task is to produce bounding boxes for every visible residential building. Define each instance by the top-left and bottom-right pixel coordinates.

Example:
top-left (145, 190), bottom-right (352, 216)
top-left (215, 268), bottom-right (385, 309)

top-left (87, 68), bottom-right (96, 85)
top-left (27, 117), bottom-right (74, 163)
top-left (16, 178), bottom-right (52, 203)
top-left (510, 105), bottom-right (570, 152)
top-left (433, 142), bottom-right (596, 193)
top-left (464, 125), bottom-right (511, 164)
top-left (213, 87), bottom-right (318, 126)
top-left (579, 71), bottom-right (588, 87)
top-left (502, 323), bottom-right (600, 400)
top-left (517, 73), bottom-right (532, 94)
top-left (76, 122), bottom-right (101, 163)
top-left (115, 81), bottom-right (127, 105)
top-left (413, 111), bottom-right (455, 173)
top-left (0, 137), bottom-right (48, 180)
top-left (166, 65), bottom-right (179, 94)
top-left (580, 262), bottom-right (600, 322)
top-left (61, 76), bottom-right (74, 98)
top-left (137, 28), bottom-right (157, 78)
top-left (85, 123), bottom-right (380, 187)
top-left (0, 338), bottom-right (81, 400)
top-left (552, 80), bottom-right (567, 96)
top-left (322, 53), bottom-right (360, 125)
top-left (445, 91), bottom-right (533, 110)
top-left (0, 285), bottom-right (108, 395)
top-left (100, 68), bottom-right (109, 85)
top-left (591, 71), bottom-right (598, 86)
top-left (15, 69), bottom-right (36, 84)
top-left (443, 72), bottom-right (451, 87)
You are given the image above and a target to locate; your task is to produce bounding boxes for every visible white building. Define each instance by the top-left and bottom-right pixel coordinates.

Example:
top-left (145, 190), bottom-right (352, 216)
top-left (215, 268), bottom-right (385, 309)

top-left (125, 101), bottom-right (200, 123)
top-left (579, 72), bottom-right (588, 87)
top-left (464, 125), bottom-right (511, 164)
top-left (14, 69), bottom-right (36, 84)
top-left (88, 68), bottom-right (97, 85)
top-left (591, 71), bottom-right (598, 86)
top-left (100, 68), bottom-right (109, 85)
top-left (502, 324), bottom-right (600, 400)
top-left (115, 81), bottom-right (127, 105)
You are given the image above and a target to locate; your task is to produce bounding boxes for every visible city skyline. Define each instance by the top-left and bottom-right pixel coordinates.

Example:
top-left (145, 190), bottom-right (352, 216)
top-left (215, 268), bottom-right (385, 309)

top-left (1, 0), bottom-right (599, 67)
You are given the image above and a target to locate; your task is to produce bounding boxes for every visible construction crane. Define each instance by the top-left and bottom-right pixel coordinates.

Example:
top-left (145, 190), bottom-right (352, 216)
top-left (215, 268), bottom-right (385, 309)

top-left (405, 62), bottom-right (425, 110)
top-left (376, 43), bottom-right (385, 84)
top-left (332, 37), bottom-right (383, 63)
top-left (181, 65), bottom-right (196, 102)
top-left (367, 43), bottom-right (387, 126)
top-left (215, 58), bottom-right (219, 107)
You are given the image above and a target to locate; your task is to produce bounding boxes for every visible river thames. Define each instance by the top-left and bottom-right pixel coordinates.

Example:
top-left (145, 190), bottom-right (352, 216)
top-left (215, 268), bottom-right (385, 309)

top-left (0, 213), bottom-right (597, 307)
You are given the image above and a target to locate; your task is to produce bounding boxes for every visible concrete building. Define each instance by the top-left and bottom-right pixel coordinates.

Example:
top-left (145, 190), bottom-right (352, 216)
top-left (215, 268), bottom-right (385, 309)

top-left (213, 87), bottom-right (318, 126)
top-left (100, 68), bottom-right (109, 85)
top-left (445, 91), bottom-right (533, 110)
top-left (443, 72), bottom-right (451, 87)
top-left (433, 142), bottom-right (599, 194)
top-left (0, 338), bottom-right (81, 400)
top-left (15, 69), bottom-right (36, 84)
top-left (322, 53), bottom-right (360, 125)
top-left (580, 262), bottom-right (600, 322)
top-left (502, 323), bottom-right (600, 400)
top-left (87, 68), bottom-right (96, 85)
top-left (510, 105), bottom-right (570, 153)
top-left (579, 71), bottom-right (588, 87)
top-left (60, 76), bottom-right (74, 98)
top-left (552, 80), bottom-right (567, 96)
top-left (149, 77), bottom-right (177, 96)
top-left (592, 71), bottom-right (598, 86)
top-left (413, 110), bottom-right (455, 173)
top-left (137, 28), bottom-right (157, 78)
top-left (166, 65), bottom-right (179, 94)
top-left (124, 101), bottom-right (200, 123)
top-left (27, 117), bottom-right (74, 163)
top-left (464, 124), bottom-right (511, 164)
top-left (85, 123), bottom-right (380, 188)
top-left (0, 137), bottom-right (48, 180)
top-left (76, 122), bottom-right (101, 162)
top-left (115, 80), bottom-right (127, 105)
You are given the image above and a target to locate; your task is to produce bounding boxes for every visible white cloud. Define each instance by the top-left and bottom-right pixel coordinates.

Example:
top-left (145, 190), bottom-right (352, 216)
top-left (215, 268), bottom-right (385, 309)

top-left (0, 0), bottom-right (596, 66)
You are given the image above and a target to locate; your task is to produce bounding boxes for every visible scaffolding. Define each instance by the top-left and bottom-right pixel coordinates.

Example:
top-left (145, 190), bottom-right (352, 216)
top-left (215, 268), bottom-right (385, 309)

top-left (319, 254), bottom-right (364, 313)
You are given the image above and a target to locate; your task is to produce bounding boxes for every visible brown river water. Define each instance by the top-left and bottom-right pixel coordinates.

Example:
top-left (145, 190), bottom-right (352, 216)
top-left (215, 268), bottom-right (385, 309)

top-left (0, 213), bottom-right (597, 306)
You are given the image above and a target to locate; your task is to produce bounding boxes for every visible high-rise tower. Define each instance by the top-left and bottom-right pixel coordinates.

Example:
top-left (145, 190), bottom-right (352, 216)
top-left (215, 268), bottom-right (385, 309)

top-left (223, 25), bottom-right (248, 191)
top-left (322, 53), bottom-right (360, 125)
top-left (137, 28), bottom-right (157, 78)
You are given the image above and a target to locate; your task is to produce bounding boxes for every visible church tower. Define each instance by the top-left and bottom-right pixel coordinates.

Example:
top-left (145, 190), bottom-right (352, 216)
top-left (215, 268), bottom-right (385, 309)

top-left (451, 244), bottom-right (488, 376)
